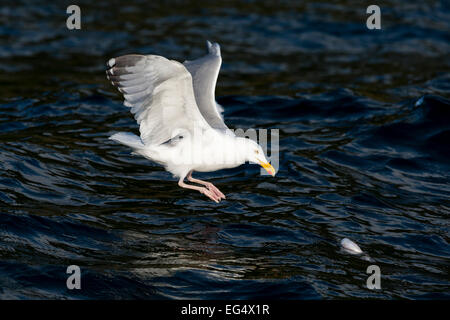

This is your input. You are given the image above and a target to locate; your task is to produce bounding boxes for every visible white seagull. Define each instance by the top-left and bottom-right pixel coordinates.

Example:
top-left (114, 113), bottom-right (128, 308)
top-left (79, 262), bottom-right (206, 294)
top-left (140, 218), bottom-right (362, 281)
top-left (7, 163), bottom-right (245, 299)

top-left (106, 41), bottom-right (276, 202)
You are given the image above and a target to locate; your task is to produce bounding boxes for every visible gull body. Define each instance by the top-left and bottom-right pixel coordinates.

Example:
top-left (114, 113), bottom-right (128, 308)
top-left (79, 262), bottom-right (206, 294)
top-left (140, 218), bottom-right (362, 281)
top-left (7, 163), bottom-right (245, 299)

top-left (106, 41), bottom-right (275, 202)
top-left (129, 129), bottom-right (250, 177)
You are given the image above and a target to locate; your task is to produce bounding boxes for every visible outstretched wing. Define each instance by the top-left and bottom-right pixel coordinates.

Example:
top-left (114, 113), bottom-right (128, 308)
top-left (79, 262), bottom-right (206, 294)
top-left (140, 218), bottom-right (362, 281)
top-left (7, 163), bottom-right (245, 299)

top-left (183, 41), bottom-right (232, 134)
top-left (106, 54), bottom-right (211, 146)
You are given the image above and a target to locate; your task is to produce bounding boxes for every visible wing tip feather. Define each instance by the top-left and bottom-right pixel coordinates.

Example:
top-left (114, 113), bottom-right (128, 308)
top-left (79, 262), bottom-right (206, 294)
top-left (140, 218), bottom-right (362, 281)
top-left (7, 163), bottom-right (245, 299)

top-left (107, 58), bottom-right (116, 68)
top-left (206, 40), bottom-right (221, 57)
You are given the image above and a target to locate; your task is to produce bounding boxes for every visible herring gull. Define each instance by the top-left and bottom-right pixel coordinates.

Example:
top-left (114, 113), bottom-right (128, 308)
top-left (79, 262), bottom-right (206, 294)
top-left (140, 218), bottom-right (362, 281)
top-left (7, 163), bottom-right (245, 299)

top-left (106, 41), bottom-right (276, 202)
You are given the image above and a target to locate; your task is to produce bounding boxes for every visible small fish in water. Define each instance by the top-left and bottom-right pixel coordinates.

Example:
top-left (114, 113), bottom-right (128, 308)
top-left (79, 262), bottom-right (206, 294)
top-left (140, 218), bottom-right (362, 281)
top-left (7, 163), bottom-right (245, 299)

top-left (340, 238), bottom-right (374, 262)
top-left (340, 238), bottom-right (363, 254)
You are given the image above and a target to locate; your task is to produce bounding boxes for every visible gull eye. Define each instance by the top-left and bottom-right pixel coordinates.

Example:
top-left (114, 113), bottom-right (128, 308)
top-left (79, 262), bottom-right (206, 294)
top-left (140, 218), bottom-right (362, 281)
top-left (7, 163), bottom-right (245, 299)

top-left (255, 150), bottom-right (259, 154)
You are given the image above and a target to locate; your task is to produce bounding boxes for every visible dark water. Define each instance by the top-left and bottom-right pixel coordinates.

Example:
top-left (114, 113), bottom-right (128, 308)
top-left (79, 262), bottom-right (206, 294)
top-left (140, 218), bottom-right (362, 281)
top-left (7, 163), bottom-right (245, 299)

top-left (0, 0), bottom-right (449, 299)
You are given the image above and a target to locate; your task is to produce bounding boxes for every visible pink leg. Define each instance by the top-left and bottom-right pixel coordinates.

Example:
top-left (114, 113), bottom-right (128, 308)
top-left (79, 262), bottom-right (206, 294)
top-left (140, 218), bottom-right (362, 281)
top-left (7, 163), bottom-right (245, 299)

top-left (187, 171), bottom-right (226, 200)
top-left (178, 178), bottom-right (221, 203)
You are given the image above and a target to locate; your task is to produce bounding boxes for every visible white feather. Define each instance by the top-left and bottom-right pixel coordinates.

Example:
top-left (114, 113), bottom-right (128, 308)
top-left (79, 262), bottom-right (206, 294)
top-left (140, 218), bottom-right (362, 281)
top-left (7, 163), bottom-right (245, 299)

top-left (109, 132), bottom-right (144, 150)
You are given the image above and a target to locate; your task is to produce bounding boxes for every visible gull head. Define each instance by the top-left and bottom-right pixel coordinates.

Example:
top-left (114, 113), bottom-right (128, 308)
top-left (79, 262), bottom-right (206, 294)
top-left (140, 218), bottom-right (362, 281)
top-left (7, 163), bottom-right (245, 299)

top-left (241, 138), bottom-right (276, 177)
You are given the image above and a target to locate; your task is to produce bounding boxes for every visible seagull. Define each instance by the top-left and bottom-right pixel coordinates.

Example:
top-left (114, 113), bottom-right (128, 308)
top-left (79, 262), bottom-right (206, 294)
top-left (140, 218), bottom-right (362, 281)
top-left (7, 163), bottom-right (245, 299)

top-left (106, 41), bottom-right (276, 202)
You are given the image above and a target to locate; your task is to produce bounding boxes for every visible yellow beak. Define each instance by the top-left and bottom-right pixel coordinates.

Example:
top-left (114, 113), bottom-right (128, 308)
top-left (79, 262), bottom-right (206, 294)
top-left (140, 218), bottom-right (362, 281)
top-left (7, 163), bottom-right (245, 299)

top-left (259, 161), bottom-right (276, 176)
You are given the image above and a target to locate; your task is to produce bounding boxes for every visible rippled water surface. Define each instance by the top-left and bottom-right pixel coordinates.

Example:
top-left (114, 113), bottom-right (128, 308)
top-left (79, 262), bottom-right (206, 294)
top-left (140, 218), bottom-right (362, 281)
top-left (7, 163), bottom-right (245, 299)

top-left (0, 0), bottom-right (449, 299)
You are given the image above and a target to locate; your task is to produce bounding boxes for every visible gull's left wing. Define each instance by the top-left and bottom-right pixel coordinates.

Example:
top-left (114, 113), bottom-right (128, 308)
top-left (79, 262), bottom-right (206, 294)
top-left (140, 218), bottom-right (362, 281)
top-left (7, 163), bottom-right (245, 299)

top-left (183, 41), bottom-right (233, 134)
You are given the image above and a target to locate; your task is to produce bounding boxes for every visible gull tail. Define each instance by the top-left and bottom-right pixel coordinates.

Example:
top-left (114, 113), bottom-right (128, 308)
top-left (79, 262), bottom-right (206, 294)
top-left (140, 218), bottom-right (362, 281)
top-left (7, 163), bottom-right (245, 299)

top-left (109, 132), bottom-right (144, 150)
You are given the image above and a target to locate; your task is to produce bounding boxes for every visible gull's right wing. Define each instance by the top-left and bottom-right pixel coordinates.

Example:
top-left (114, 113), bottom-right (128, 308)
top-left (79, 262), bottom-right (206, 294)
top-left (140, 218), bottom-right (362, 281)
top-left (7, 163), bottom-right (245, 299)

top-left (106, 54), bottom-right (211, 146)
